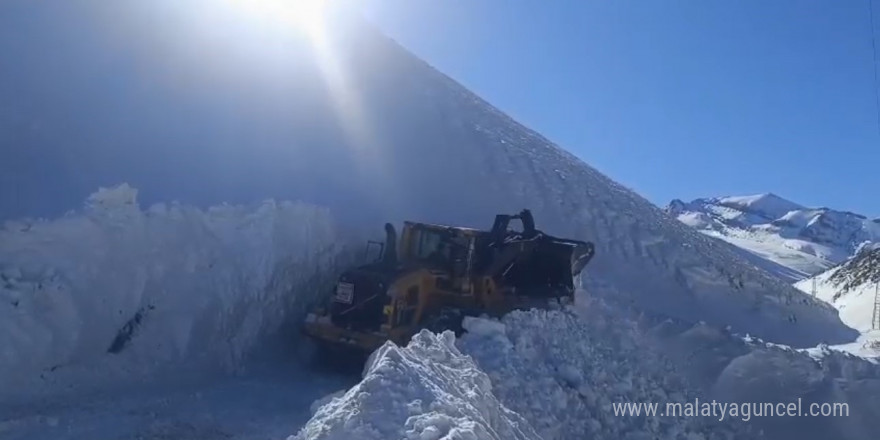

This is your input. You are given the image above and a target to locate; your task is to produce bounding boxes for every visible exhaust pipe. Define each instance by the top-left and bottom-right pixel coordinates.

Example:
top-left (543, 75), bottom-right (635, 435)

top-left (383, 223), bottom-right (398, 266)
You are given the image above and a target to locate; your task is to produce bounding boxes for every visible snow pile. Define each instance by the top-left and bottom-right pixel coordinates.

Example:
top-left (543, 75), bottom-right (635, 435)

top-left (667, 194), bottom-right (880, 281)
top-left (456, 308), bottom-right (750, 440)
top-left (818, 332), bottom-right (880, 358)
top-left (715, 343), bottom-right (880, 440)
top-left (300, 300), bottom-right (879, 440)
top-left (292, 330), bottom-right (541, 440)
top-left (649, 314), bottom-right (880, 440)
top-left (0, 184), bottom-right (344, 404)
top-left (452, 305), bottom-right (879, 440)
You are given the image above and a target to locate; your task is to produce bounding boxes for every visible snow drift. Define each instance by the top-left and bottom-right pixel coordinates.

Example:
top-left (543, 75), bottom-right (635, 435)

top-left (456, 309), bottom-right (717, 440)
top-left (0, 184), bottom-right (344, 405)
top-left (292, 330), bottom-right (541, 440)
top-left (456, 305), bottom-right (758, 440)
top-left (303, 301), bottom-right (880, 440)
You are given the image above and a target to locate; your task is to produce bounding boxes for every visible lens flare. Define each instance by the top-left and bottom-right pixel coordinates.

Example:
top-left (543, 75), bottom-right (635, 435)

top-left (230, 0), bottom-right (328, 40)
top-left (224, 0), bottom-right (398, 210)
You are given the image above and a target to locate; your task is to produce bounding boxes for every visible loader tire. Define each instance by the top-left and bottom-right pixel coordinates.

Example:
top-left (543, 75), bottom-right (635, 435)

top-left (423, 308), bottom-right (465, 335)
top-left (309, 341), bottom-right (368, 375)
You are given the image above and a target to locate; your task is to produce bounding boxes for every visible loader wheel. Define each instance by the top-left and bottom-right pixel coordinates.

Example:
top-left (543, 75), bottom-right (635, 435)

top-left (423, 308), bottom-right (465, 335)
top-left (309, 342), bottom-right (368, 376)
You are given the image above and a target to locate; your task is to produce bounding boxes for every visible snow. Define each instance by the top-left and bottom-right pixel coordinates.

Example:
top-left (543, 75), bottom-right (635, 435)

top-left (795, 247), bottom-right (880, 333)
top-left (676, 211), bottom-right (713, 229)
top-left (292, 330), bottom-right (541, 440)
top-left (1, 365), bottom-right (357, 440)
top-left (1, 1), bottom-right (858, 352)
top-left (669, 194), bottom-right (880, 280)
top-left (717, 193), bottom-right (806, 221)
top-left (309, 390), bottom-right (347, 416)
top-left (0, 2), bottom-right (871, 438)
top-left (809, 332), bottom-right (880, 359)
top-left (300, 300), bottom-right (880, 440)
top-left (457, 308), bottom-right (717, 440)
top-left (796, 271), bottom-right (877, 333)
top-left (0, 184), bottom-right (345, 405)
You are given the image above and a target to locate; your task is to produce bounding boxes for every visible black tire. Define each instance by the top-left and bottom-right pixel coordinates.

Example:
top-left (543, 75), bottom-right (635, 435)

top-left (423, 308), bottom-right (465, 335)
top-left (308, 341), bottom-right (369, 376)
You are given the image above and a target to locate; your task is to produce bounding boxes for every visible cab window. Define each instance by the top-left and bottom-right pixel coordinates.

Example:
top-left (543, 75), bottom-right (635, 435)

top-left (413, 229), bottom-right (449, 261)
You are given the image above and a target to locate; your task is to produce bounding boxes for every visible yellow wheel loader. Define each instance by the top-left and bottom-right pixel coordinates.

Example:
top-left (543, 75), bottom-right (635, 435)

top-left (302, 209), bottom-right (595, 355)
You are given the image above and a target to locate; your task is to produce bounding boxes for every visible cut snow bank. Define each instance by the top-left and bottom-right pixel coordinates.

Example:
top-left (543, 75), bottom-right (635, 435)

top-left (0, 184), bottom-right (343, 405)
top-left (292, 330), bottom-right (541, 440)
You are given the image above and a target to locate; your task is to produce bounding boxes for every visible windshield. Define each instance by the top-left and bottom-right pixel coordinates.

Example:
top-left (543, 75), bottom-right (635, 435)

top-left (412, 229), bottom-right (450, 261)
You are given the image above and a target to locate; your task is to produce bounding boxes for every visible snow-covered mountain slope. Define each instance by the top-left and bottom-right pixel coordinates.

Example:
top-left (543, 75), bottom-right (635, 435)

top-left (794, 244), bottom-right (880, 332)
top-left (0, 184), bottom-right (348, 405)
top-left (0, 1), bottom-right (857, 351)
top-left (668, 193), bottom-right (880, 281)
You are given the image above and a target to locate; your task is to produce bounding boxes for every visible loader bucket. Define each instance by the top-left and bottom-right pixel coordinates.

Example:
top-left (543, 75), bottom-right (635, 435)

top-left (500, 235), bottom-right (595, 297)
top-left (568, 241), bottom-right (595, 276)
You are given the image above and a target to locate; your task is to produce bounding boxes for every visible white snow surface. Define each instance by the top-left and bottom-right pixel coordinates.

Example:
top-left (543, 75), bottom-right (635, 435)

top-left (1, 3), bottom-right (871, 437)
top-left (668, 194), bottom-right (880, 281)
top-left (795, 246), bottom-right (880, 333)
top-left (302, 299), bottom-right (880, 440)
top-left (1, 365), bottom-right (357, 440)
top-left (0, 184), bottom-right (343, 404)
top-left (292, 330), bottom-right (541, 440)
top-left (457, 309), bottom-right (717, 440)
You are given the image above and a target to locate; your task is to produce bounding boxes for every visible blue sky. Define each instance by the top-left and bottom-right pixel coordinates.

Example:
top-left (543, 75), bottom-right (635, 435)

top-left (362, 0), bottom-right (879, 216)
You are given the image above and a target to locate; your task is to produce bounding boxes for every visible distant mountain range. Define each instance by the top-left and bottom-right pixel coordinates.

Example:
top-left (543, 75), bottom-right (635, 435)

top-left (667, 193), bottom-right (880, 282)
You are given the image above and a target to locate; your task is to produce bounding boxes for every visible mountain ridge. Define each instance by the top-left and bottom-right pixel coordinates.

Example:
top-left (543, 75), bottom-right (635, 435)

top-left (794, 244), bottom-right (880, 332)
top-left (667, 193), bottom-right (880, 281)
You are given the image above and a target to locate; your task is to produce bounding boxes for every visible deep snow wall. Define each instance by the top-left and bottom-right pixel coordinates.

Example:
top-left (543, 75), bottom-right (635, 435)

top-left (0, 184), bottom-right (345, 405)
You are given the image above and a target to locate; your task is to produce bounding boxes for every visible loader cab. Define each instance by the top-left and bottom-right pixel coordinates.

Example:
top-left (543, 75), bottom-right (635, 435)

top-left (323, 221), bottom-right (472, 333)
top-left (399, 222), bottom-right (481, 279)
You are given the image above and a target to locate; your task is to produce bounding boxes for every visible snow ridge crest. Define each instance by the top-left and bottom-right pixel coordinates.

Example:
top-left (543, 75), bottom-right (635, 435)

top-left (667, 193), bottom-right (880, 280)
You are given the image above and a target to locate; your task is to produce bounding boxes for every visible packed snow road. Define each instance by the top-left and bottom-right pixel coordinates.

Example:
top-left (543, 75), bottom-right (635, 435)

top-left (0, 352), bottom-right (357, 440)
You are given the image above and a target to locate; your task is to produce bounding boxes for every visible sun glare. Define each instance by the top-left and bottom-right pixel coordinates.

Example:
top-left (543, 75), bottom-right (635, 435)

top-left (230, 0), bottom-right (328, 40)
top-left (223, 0), bottom-right (393, 204)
